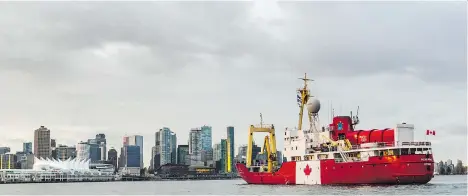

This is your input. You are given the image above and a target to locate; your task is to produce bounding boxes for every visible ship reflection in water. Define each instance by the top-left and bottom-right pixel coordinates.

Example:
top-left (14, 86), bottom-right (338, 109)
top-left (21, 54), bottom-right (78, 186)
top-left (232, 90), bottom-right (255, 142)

top-left (0, 175), bottom-right (465, 195)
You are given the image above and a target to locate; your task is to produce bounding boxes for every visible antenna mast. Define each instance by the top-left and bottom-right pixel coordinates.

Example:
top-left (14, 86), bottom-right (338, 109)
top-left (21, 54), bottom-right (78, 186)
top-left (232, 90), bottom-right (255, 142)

top-left (297, 73), bottom-right (314, 130)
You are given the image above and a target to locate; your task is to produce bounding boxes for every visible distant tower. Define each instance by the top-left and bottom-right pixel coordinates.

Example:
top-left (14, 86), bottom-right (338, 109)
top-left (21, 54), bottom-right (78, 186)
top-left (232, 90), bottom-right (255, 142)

top-left (226, 126), bottom-right (235, 173)
top-left (34, 126), bottom-right (51, 159)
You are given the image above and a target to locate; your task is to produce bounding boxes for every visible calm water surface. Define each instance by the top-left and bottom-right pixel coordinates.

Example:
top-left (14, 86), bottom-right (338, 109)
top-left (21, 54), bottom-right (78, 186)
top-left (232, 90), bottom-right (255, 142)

top-left (1, 175), bottom-right (466, 195)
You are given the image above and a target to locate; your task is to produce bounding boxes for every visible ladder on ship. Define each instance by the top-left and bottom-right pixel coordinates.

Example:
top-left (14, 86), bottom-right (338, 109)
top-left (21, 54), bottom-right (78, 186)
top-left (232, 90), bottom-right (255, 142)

top-left (338, 147), bottom-right (350, 162)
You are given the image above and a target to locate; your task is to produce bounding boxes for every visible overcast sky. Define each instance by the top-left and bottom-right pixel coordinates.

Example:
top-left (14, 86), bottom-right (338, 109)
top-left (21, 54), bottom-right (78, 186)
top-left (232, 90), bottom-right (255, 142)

top-left (0, 1), bottom-right (466, 166)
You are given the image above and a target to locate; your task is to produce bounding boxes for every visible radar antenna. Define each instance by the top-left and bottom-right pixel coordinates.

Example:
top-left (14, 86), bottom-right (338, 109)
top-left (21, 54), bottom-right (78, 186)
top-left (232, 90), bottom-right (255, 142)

top-left (297, 73), bottom-right (314, 130)
top-left (351, 106), bottom-right (360, 129)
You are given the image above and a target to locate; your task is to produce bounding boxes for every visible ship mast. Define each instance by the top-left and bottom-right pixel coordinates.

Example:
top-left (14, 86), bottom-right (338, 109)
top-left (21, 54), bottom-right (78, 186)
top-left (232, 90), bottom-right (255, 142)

top-left (297, 73), bottom-right (313, 130)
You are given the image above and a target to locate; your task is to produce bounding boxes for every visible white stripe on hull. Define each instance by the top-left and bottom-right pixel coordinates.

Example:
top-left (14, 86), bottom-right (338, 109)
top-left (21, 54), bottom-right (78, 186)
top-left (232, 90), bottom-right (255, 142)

top-left (295, 160), bottom-right (321, 185)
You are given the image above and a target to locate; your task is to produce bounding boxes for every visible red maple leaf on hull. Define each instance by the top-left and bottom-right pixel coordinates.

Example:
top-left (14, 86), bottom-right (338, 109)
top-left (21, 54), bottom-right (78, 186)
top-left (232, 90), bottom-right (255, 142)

top-left (304, 164), bottom-right (312, 176)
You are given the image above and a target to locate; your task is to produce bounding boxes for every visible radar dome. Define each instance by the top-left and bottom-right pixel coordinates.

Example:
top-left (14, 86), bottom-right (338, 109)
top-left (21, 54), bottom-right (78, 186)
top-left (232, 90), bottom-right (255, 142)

top-left (306, 98), bottom-right (321, 114)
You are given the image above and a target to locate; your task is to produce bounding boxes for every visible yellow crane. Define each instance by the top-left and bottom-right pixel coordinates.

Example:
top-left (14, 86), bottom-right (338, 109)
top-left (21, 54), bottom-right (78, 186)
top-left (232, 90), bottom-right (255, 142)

top-left (247, 113), bottom-right (277, 173)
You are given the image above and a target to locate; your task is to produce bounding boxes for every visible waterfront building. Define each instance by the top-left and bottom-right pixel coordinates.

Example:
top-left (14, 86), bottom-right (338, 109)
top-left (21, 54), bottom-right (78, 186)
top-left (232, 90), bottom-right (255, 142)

top-left (23, 142), bottom-right (32, 154)
top-left (33, 157), bottom-right (90, 171)
top-left (56, 145), bottom-right (76, 161)
top-left (154, 128), bottom-right (177, 167)
top-left (177, 145), bottom-right (189, 165)
top-left (34, 126), bottom-right (51, 159)
top-left (107, 148), bottom-right (118, 172)
top-left (226, 126), bottom-right (235, 172)
top-left (50, 139), bottom-right (56, 148)
top-left (171, 133), bottom-right (177, 164)
top-left (18, 153), bottom-right (35, 169)
top-left (0, 147), bottom-right (10, 154)
top-left (125, 145), bottom-right (141, 168)
top-left (0, 157), bottom-right (115, 183)
top-left (150, 146), bottom-right (159, 170)
top-left (220, 139), bottom-right (227, 173)
top-left (122, 136), bottom-right (129, 146)
top-left (153, 131), bottom-right (161, 169)
top-left (159, 128), bottom-right (175, 165)
top-left (201, 125), bottom-right (212, 151)
top-left (188, 128), bottom-right (203, 166)
top-left (213, 143), bottom-right (221, 162)
top-left (0, 153), bottom-right (17, 169)
top-left (76, 142), bottom-right (91, 161)
top-left (95, 134), bottom-right (107, 161)
top-left (127, 135), bottom-right (143, 168)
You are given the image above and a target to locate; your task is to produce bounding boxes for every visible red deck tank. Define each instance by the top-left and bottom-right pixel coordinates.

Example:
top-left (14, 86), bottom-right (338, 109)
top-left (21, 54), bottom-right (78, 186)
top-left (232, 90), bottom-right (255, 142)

top-left (345, 129), bottom-right (395, 145)
top-left (329, 116), bottom-right (395, 145)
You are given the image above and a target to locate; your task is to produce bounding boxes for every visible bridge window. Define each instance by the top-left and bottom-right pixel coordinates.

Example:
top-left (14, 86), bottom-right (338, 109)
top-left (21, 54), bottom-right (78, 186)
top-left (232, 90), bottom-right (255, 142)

top-left (401, 148), bottom-right (409, 155)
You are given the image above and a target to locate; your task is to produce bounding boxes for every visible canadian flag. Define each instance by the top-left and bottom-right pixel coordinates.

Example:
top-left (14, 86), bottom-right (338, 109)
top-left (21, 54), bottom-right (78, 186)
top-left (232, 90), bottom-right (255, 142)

top-left (426, 130), bottom-right (436, 135)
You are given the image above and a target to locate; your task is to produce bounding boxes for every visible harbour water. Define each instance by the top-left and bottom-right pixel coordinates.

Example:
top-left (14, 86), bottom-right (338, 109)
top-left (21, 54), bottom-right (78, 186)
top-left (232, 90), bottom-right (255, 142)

top-left (0, 175), bottom-right (466, 195)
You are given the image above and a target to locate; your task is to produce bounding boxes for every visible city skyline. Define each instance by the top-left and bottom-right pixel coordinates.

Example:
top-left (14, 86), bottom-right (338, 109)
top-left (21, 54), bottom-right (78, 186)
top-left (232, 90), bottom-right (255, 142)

top-left (0, 1), bottom-right (466, 167)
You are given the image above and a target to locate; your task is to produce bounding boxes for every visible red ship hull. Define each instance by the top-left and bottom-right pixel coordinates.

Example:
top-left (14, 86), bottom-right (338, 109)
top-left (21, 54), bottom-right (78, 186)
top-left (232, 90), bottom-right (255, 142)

top-left (236, 154), bottom-right (434, 185)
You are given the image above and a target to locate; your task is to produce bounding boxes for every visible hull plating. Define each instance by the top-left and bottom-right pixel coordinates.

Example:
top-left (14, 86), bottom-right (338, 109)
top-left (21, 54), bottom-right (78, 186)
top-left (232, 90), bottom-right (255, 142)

top-left (236, 154), bottom-right (434, 185)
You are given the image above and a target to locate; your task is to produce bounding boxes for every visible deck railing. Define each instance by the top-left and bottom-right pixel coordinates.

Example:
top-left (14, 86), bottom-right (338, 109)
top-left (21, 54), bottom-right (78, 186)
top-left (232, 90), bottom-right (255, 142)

top-left (348, 141), bottom-right (432, 151)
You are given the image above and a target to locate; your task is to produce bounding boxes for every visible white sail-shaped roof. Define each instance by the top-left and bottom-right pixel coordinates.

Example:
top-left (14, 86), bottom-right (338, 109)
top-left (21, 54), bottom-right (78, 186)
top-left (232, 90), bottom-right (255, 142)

top-left (32, 156), bottom-right (90, 171)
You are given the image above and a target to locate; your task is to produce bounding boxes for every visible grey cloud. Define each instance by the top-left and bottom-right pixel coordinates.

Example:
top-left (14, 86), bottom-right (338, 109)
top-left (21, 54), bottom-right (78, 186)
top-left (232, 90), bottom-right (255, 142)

top-left (2, 2), bottom-right (464, 85)
top-left (276, 2), bottom-right (467, 84)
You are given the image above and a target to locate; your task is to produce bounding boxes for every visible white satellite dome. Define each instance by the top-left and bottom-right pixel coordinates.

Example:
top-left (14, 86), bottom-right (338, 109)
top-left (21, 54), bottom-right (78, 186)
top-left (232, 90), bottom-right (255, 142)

top-left (306, 98), bottom-right (321, 114)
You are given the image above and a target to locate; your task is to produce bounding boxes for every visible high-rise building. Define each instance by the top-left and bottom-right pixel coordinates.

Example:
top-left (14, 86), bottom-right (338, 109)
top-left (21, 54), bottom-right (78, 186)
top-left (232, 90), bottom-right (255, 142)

top-left (159, 128), bottom-right (172, 165)
top-left (0, 154), bottom-right (17, 169)
top-left (171, 132), bottom-right (177, 164)
top-left (213, 143), bottom-right (221, 162)
top-left (76, 141), bottom-right (91, 161)
top-left (34, 126), bottom-right (51, 159)
top-left (154, 128), bottom-right (177, 166)
top-left (23, 142), bottom-right (32, 154)
top-left (226, 126), bottom-right (235, 172)
top-left (200, 125), bottom-right (213, 163)
top-left (0, 147), bottom-right (11, 154)
top-left (107, 148), bottom-right (118, 171)
top-left (125, 145), bottom-right (141, 168)
top-left (50, 139), bottom-right (56, 148)
top-left (56, 145), bottom-right (77, 161)
top-left (188, 128), bottom-right (203, 166)
top-left (128, 135), bottom-right (143, 168)
top-left (17, 153), bottom-right (34, 169)
top-left (150, 146), bottom-right (159, 170)
top-left (95, 134), bottom-right (107, 161)
top-left (153, 131), bottom-right (161, 170)
top-left (177, 145), bottom-right (189, 165)
top-left (123, 136), bottom-right (129, 146)
top-left (89, 143), bottom-right (101, 162)
top-left (220, 139), bottom-right (227, 173)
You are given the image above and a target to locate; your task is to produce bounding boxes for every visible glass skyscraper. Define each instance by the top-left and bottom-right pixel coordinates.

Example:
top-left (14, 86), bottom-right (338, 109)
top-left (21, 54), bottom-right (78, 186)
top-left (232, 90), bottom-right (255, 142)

top-left (156, 127), bottom-right (177, 166)
top-left (23, 142), bottom-right (32, 154)
top-left (128, 135), bottom-right (143, 168)
top-left (227, 126), bottom-right (235, 173)
top-left (201, 125), bottom-right (213, 162)
top-left (125, 145), bottom-right (141, 168)
top-left (220, 139), bottom-right (227, 173)
top-left (201, 125), bottom-right (212, 151)
top-left (171, 132), bottom-right (177, 164)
